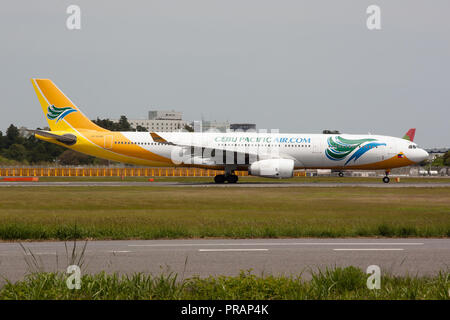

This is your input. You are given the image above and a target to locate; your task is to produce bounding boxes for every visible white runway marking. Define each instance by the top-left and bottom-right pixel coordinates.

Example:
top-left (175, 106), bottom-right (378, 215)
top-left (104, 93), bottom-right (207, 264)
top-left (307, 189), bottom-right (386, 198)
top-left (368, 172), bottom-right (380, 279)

top-left (108, 250), bottom-right (132, 253)
top-left (198, 249), bottom-right (269, 252)
top-left (129, 242), bottom-right (423, 247)
top-left (333, 248), bottom-right (405, 251)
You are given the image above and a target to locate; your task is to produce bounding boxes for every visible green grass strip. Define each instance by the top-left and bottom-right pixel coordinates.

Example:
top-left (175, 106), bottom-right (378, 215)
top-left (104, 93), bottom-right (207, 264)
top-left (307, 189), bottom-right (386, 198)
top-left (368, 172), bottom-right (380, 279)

top-left (1, 267), bottom-right (448, 300)
top-left (0, 186), bottom-right (448, 240)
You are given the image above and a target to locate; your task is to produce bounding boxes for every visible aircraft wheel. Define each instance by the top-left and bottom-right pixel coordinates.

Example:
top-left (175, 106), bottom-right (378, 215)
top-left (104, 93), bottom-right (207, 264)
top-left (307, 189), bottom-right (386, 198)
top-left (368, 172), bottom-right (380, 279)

top-left (214, 175), bottom-right (226, 184)
top-left (382, 176), bottom-right (390, 183)
top-left (338, 172), bottom-right (344, 177)
top-left (227, 175), bottom-right (238, 183)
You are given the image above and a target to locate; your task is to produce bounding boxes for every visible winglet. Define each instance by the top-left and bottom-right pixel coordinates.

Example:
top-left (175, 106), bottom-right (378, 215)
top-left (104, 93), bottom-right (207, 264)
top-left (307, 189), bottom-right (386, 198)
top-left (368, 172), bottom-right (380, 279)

top-left (402, 128), bottom-right (416, 142)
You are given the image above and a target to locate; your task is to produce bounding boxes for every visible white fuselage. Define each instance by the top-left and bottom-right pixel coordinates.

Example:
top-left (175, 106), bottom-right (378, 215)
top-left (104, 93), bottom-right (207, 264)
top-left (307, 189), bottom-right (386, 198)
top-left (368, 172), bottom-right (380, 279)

top-left (115, 132), bottom-right (428, 170)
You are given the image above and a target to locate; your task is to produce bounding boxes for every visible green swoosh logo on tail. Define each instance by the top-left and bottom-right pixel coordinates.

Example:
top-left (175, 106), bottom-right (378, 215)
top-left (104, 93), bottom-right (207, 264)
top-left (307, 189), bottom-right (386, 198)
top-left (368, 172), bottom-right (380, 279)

top-left (46, 105), bottom-right (77, 123)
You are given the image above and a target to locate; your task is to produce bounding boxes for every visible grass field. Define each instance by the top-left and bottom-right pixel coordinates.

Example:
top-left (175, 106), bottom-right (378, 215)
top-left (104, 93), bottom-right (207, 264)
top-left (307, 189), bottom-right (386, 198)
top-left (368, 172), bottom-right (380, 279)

top-left (0, 186), bottom-right (449, 240)
top-left (1, 267), bottom-right (448, 299)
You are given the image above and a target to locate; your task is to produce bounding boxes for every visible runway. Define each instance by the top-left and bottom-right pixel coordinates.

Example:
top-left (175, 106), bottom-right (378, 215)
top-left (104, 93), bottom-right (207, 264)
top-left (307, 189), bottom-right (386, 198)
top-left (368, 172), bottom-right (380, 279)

top-left (1, 181), bottom-right (450, 188)
top-left (0, 238), bottom-right (448, 283)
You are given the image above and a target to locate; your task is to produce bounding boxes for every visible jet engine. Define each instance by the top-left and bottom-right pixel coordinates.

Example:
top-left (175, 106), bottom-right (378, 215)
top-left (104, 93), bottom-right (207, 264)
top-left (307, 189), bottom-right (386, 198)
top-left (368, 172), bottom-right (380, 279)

top-left (249, 159), bottom-right (294, 179)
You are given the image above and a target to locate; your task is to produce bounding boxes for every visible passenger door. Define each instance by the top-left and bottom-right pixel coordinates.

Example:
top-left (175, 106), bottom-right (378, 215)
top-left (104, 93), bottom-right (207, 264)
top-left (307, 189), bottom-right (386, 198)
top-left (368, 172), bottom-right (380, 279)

top-left (104, 135), bottom-right (113, 149)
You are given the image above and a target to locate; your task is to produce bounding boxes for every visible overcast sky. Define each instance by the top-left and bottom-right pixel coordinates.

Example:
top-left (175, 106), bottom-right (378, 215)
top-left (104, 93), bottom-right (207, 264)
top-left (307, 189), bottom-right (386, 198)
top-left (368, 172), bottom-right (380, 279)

top-left (1, 0), bottom-right (449, 147)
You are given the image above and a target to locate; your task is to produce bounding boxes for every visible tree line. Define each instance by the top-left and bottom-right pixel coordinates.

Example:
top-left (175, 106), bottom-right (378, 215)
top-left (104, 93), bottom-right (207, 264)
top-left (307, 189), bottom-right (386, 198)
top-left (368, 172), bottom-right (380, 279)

top-left (0, 116), bottom-right (141, 165)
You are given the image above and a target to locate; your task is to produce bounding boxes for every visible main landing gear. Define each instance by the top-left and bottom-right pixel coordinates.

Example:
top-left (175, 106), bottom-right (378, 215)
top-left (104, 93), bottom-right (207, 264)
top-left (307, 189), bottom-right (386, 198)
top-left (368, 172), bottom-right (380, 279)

top-left (338, 171), bottom-right (344, 177)
top-left (214, 174), bottom-right (238, 184)
top-left (214, 165), bottom-right (239, 184)
top-left (382, 170), bottom-right (390, 183)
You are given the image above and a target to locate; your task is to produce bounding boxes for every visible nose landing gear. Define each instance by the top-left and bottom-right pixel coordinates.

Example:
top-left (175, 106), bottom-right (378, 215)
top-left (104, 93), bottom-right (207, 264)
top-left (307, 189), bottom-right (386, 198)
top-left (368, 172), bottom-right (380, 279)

top-left (382, 170), bottom-right (390, 183)
top-left (338, 171), bottom-right (344, 177)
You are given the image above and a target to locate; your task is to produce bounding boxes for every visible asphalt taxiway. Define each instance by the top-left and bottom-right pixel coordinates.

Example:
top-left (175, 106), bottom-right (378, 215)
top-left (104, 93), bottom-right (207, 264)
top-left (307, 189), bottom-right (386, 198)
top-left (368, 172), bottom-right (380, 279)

top-left (0, 238), bottom-right (448, 283)
top-left (0, 181), bottom-right (449, 188)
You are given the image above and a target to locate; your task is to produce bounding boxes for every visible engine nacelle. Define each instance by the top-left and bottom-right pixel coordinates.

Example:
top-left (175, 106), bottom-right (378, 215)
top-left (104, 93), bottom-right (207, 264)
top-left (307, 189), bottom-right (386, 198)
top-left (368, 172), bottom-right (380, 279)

top-left (249, 159), bottom-right (294, 179)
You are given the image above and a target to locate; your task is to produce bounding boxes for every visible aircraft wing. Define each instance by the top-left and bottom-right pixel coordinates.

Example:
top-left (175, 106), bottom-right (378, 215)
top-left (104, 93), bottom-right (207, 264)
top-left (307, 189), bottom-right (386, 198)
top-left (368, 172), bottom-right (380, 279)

top-left (150, 132), bottom-right (177, 145)
top-left (149, 132), bottom-right (294, 166)
top-left (150, 132), bottom-right (240, 165)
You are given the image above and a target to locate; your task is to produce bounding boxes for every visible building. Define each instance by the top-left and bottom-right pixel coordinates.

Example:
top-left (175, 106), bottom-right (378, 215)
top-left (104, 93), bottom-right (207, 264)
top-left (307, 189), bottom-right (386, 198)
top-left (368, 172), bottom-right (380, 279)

top-left (230, 123), bottom-right (256, 132)
top-left (114, 110), bottom-right (188, 132)
top-left (201, 120), bottom-right (230, 132)
top-left (192, 120), bottom-right (202, 133)
top-left (128, 119), bottom-right (187, 132)
top-left (148, 110), bottom-right (182, 121)
top-left (425, 148), bottom-right (449, 161)
top-left (113, 110), bottom-right (256, 133)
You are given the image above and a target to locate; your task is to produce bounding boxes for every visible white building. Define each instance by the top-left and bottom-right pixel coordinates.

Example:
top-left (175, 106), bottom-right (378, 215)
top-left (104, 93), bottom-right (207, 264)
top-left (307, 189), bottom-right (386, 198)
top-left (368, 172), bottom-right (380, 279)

top-left (113, 110), bottom-right (241, 133)
top-left (201, 120), bottom-right (230, 132)
top-left (192, 120), bottom-right (202, 133)
top-left (148, 110), bottom-right (183, 121)
top-left (128, 119), bottom-right (188, 132)
top-left (114, 110), bottom-right (188, 132)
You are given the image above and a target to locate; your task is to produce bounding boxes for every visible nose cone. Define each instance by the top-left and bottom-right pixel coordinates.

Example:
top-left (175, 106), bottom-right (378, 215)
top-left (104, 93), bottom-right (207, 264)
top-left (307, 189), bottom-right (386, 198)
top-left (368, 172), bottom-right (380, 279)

top-left (409, 149), bottom-right (429, 163)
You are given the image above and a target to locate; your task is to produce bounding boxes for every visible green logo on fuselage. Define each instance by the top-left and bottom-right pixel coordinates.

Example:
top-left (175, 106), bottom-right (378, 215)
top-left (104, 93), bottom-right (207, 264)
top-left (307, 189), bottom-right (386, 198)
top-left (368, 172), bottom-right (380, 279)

top-left (325, 136), bottom-right (386, 165)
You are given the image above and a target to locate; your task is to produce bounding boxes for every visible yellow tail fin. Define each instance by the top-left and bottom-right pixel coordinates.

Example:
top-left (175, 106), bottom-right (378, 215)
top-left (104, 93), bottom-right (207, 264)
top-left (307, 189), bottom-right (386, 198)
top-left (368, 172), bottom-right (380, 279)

top-left (31, 78), bottom-right (107, 132)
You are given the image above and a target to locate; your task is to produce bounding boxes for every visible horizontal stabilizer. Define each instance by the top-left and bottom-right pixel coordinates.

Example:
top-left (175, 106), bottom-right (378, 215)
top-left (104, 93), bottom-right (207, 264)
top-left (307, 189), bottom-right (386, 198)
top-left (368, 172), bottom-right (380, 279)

top-left (28, 129), bottom-right (77, 145)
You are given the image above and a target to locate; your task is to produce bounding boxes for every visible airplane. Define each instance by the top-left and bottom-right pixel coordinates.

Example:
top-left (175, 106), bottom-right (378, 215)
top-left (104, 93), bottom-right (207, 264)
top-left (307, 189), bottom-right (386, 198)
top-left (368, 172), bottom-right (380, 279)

top-left (29, 78), bottom-right (429, 184)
